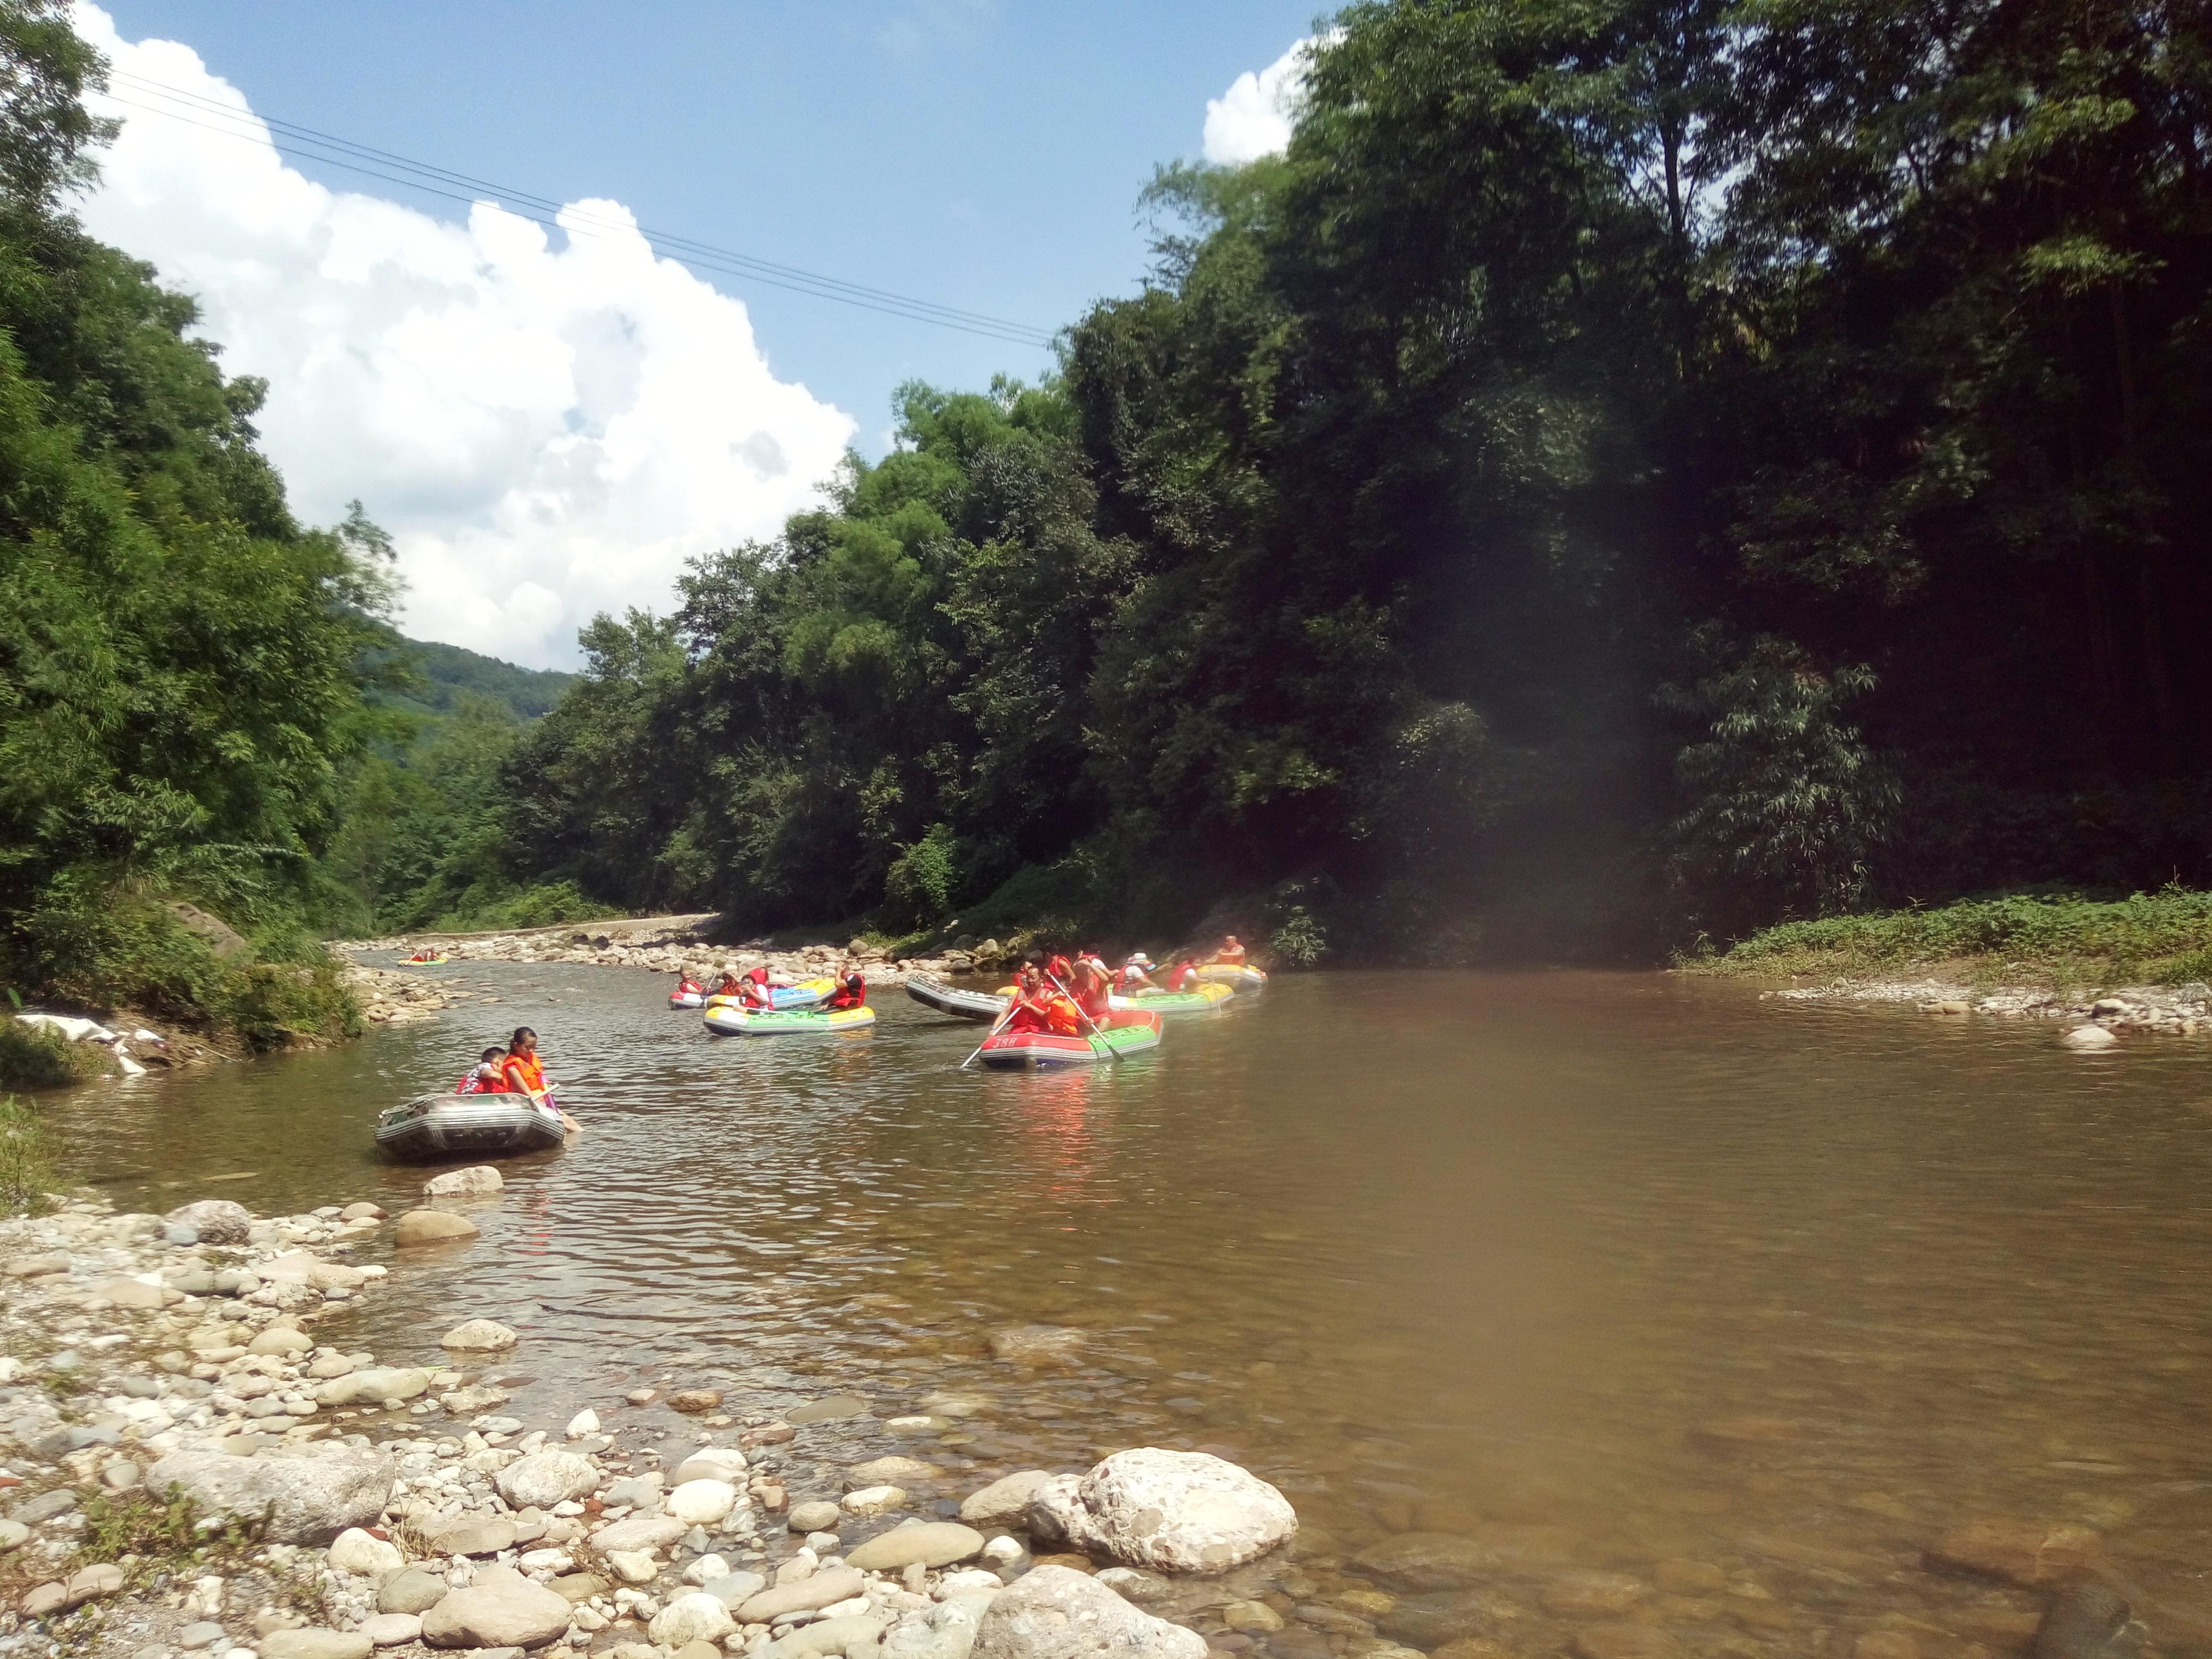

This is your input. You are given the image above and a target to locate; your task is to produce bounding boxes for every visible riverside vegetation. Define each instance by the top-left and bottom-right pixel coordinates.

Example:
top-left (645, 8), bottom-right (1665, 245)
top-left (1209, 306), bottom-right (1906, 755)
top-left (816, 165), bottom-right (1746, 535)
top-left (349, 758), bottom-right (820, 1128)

top-left (11, 0), bottom-right (2212, 1052)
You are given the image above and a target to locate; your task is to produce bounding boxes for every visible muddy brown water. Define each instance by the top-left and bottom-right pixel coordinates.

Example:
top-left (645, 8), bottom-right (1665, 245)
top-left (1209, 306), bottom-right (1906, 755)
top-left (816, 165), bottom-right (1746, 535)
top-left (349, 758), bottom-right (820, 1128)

top-left (46, 964), bottom-right (2212, 1653)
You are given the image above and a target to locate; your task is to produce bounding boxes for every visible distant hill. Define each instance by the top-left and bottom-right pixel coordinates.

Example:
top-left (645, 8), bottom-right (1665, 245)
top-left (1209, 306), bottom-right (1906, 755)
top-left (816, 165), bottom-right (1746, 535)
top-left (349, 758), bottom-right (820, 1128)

top-left (365, 627), bottom-right (579, 722)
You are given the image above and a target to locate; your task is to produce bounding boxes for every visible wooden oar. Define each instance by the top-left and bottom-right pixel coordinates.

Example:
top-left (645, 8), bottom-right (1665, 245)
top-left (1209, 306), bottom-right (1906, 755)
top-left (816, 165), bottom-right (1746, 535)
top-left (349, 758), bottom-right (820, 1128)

top-left (1046, 969), bottom-right (1127, 1065)
top-left (958, 990), bottom-right (1021, 1069)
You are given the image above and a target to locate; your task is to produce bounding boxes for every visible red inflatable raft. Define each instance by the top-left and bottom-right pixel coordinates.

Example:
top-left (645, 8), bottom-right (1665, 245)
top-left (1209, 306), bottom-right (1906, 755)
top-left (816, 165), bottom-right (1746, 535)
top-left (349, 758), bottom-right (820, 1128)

top-left (977, 1010), bottom-right (1162, 1070)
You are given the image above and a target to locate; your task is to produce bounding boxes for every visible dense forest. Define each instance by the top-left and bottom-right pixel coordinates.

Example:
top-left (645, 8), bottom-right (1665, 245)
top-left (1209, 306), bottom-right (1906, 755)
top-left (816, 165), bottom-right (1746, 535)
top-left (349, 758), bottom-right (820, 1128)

top-left (486, 0), bottom-right (2212, 962)
top-left (4, 0), bottom-right (2211, 1017)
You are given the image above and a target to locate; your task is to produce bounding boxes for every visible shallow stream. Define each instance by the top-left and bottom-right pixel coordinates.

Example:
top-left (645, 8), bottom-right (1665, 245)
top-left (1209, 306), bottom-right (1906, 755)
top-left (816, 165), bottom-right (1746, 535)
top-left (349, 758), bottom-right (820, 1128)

top-left (46, 964), bottom-right (2212, 1654)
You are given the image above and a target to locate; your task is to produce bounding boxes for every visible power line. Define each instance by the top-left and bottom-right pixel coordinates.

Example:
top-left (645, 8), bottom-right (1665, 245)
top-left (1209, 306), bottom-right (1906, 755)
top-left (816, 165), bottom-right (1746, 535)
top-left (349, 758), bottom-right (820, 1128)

top-left (96, 69), bottom-right (1059, 350)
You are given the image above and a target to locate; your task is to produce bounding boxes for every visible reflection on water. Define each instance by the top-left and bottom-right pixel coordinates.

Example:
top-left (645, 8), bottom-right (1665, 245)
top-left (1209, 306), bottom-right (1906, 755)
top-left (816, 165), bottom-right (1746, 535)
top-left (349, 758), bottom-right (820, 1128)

top-left (49, 964), bottom-right (2212, 1648)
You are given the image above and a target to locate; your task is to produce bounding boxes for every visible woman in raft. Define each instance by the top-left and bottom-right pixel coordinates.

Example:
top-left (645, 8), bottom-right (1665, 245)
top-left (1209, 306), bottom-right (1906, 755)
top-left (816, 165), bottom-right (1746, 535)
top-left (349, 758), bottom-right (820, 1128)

top-left (501, 1026), bottom-right (582, 1133)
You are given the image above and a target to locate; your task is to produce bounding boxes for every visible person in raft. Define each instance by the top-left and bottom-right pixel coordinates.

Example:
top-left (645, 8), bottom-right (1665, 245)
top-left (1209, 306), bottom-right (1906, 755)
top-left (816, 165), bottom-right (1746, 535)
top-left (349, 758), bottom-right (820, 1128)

top-left (1003, 965), bottom-right (1079, 1036)
top-left (675, 971), bottom-right (705, 999)
top-left (712, 968), bottom-right (743, 998)
top-left (1117, 952), bottom-right (1159, 994)
top-left (737, 965), bottom-right (777, 1008)
top-left (500, 1027), bottom-right (552, 1104)
top-left (1070, 956), bottom-right (1113, 1023)
top-left (1167, 956), bottom-right (1204, 993)
top-left (1213, 935), bottom-right (1247, 966)
top-left (825, 962), bottom-right (867, 1010)
top-left (454, 1047), bottom-right (506, 1093)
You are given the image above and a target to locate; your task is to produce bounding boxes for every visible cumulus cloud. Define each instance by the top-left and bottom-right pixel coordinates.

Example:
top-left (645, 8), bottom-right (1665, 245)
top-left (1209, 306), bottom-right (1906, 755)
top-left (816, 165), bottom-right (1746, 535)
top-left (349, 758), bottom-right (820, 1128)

top-left (69, 5), bottom-right (857, 668)
top-left (1202, 35), bottom-right (1322, 166)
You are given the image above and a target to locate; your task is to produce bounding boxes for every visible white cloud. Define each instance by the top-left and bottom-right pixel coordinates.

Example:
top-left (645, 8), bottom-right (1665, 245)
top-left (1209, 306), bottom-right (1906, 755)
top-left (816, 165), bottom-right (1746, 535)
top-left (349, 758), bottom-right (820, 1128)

top-left (1202, 35), bottom-right (1322, 166)
top-left (69, 5), bottom-right (857, 668)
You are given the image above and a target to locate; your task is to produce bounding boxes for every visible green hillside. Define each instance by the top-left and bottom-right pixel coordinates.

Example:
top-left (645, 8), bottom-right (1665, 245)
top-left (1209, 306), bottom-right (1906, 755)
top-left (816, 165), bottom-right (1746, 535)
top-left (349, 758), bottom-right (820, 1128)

top-left (365, 627), bottom-right (578, 722)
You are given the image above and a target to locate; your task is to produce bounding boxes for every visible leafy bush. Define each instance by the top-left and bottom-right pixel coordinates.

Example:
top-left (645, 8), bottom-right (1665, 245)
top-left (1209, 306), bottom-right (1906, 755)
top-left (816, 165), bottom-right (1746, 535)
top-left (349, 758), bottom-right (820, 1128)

top-left (881, 825), bottom-right (958, 931)
top-left (0, 1019), bottom-right (101, 1090)
top-left (0, 1094), bottom-right (56, 1214)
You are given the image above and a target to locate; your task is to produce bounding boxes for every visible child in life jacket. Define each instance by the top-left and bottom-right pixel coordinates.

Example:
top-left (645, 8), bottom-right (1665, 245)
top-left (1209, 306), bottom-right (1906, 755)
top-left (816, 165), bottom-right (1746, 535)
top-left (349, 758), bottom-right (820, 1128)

top-left (455, 1047), bottom-right (507, 1093)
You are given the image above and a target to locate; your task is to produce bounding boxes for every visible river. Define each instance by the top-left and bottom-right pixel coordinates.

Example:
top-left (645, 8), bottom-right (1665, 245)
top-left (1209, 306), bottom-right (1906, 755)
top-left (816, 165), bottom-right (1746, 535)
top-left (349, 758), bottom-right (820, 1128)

top-left (47, 962), bottom-right (2212, 1652)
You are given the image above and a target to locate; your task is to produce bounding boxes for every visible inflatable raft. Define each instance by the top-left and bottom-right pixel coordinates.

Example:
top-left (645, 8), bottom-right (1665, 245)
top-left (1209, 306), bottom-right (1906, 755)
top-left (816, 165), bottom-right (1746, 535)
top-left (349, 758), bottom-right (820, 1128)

top-left (375, 1092), bottom-right (565, 1162)
top-left (668, 981), bottom-right (706, 1010)
top-left (404, 953), bottom-right (451, 966)
top-left (1196, 963), bottom-right (1267, 991)
top-left (1110, 982), bottom-right (1235, 1015)
top-left (978, 1011), bottom-right (1162, 1069)
top-left (906, 977), bottom-right (1008, 1021)
top-left (703, 1003), bottom-right (876, 1036)
top-left (705, 977), bottom-right (833, 1012)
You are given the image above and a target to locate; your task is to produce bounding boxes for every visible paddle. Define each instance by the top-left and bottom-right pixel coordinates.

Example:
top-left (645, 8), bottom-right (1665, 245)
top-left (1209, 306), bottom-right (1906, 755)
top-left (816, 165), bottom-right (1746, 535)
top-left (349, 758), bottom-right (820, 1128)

top-left (1046, 968), bottom-right (1127, 1066)
top-left (958, 989), bottom-right (1023, 1069)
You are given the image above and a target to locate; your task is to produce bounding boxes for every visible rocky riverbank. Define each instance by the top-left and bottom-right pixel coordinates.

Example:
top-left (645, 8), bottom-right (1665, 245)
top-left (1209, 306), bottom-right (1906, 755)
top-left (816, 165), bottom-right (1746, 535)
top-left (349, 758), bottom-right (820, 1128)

top-left (1759, 976), bottom-right (2212, 1048)
top-left (338, 921), bottom-right (1023, 998)
top-left (0, 1186), bottom-right (1308, 1659)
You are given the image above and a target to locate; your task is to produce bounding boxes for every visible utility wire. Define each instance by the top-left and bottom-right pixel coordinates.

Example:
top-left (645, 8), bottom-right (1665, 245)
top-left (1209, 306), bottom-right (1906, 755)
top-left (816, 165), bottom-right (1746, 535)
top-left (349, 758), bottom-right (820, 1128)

top-left (97, 69), bottom-right (1058, 350)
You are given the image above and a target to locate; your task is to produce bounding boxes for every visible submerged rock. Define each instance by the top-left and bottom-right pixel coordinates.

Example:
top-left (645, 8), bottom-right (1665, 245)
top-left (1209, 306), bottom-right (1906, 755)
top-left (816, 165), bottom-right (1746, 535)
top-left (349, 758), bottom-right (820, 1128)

top-left (164, 1200), bottom-right (253, 1245)
top-left (395, 1210), bottom-right (480, 1247)
top-left (961, 1470), bottom-right (1051, 1530)
top-left (845, 1521), bottom-right (986, 1571)
top-left (1928, 1519), bottom-right (2101, 1586)
top-left (1353, 1533), bottom-right (1499, 1591)
top-left (423, 1165), bottom-right (504, 1197)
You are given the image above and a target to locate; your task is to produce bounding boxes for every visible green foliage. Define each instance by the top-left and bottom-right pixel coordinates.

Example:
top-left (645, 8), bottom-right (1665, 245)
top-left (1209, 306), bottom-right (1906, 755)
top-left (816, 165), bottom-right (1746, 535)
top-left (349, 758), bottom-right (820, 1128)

top-left (73, 1482), bottom-right (260, 1573)
top-left (1709, 887), bottom-right (2212, 984)
top-left (0, 1019), bottom-right (97, 1088)
top-left (0, 1093), bottom-right (54, 1212)
top-left (882, 824), bottom-right (958, 932)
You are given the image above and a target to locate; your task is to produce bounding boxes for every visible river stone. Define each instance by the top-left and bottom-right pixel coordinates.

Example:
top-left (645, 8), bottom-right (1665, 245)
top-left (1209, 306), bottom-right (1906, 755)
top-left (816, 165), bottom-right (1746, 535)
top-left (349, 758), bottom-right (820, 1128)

top-left (1570, 1627), bottom-right (1679, 1659)
top-left (1540, 1572), bottom-right (1650, 1618)
top-left (441, 1319), bottom-right (518, 1351)
top-left (763, 1612), bottom-right (893, 1659)
top-left (987, 1327), bottom-right (1085, 1367)
top-left (847, 1522), bottom-right (986, 1571)
top-left (395, 1210), bottom-right (480, 1247)
top-left (329, 1527), bottom-right (405, 1576)
top-left (672, 1449), bottom-right (747, 1484)
top-left (341, 1202), bottom-right (386, 1221)
top-left (2032, 1579), bottom-right (2134, 1659)
top-left (702, 1570), bottom-right (768, 1608)
top-left (361, 1613), bottom-right (422, 1647)
top-left (667, 1478), bottom-right (739, 1526)
top-left (2062, 1026), bottom-right (2119, 1051)
top-left (261, 1632), bottom-right (373, 1659)
top-left (605, 1472), bottom-right (665, 1509)
top-left (429, 1514), bottom-right (517, 1556)
top-left (1028, 1449), bottom-right (1296, 1573)
top-left (496, 1449), bottom-right (599, 1509)
top-left (147, 1446), bottom-right (395, 1544)
top-left (316, 1367), bottom-right (433, 1407)
top-left (787, 1394), bottom-right (869, 1425)
top-left (970, 1564), bottom-right (1203, 1659)
top-left (92, 1275), bottom-right (169, 1309)
top-left (263, 1251), bottom-right (367, 1291)
top-left (262, 1637), bottom-right (376, 1659)
top-left (843, 1484), bottom-right (906, 1518)
top-left (165, 1200), bottom-right (253, 1245)
top-left (592, 1513), bottom-right (688, 1554)
top-left (250, 1328), bottom-right (315, 1356)
top-left (736, 1567), bottom-right (867, 1624)
top-left (1380, 1591), bottom-right (1520, 1648)
top-left (1928, 1520), bottom-right (2102, 1586)
top-left (380, 1566), bottom-right (451, 1615)
top-left (421, 1566), bottom-right (573, 1648)
top-left (851, 1455), bottom-right (942, 1487)
top-left (605, 1549), bottom-right (660, 1583)
top-left (962, 1471), bottom-right (1051, 1530)
top-left (883, 1597), bottom-right (985, 1659)
top-left (423, 1165), bottom-right (504, 1197)
top-left (550, 1573), bottom-right (608, 1603)
top-left (649, 1592), bottom-right (739, 1648)
top-left (1354, 1533), bottom-right (1501, 1591)
top-left (790, 1501), bottom-right (843, 1533)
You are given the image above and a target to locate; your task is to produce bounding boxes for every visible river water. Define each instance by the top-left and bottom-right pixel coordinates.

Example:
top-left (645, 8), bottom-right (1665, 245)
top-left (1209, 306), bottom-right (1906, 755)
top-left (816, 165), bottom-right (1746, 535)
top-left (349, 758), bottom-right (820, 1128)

top-left (47, 963), bottom-right (2212, 1654)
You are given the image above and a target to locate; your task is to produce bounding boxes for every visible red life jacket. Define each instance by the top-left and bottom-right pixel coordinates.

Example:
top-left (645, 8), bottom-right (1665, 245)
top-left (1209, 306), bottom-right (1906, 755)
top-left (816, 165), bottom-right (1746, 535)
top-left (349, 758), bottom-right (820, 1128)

top-left (827, 973), bottom-right (866, 1010)
top-left (1171, 962), bottom-right (1200, 992)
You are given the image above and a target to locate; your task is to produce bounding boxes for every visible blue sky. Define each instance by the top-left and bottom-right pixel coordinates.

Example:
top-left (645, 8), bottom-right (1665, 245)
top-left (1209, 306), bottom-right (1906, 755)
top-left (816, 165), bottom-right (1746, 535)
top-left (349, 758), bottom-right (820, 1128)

top-left (97, 0), bottom-right (1321, 441)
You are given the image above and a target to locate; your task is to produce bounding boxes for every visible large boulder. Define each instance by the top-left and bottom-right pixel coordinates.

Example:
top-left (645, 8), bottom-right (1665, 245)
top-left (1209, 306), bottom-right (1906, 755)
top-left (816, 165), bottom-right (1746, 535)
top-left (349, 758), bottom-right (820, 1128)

top-left (164, 1200), bottom-right (252, 1245)
top-left (315, 1368), bottom-right (434, 1407)
top-left (496, 1449), bottom-right (599, 1510)
top-left (420, 1566), bottom-right (573, 1648)
top-left (668, 1478), bottom-right (739, 1526)
top-left (970, 1565), bottom-right (1204, 1659)
top-left (1027, 1450), bottom-right (1296, 1574)
top-left (883, 1597), bottom-right (987, 1659)
top-left (591, 1514), bottom-right (688, 1555)
top-left (145, 1446), bottom-right (395, 1545)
